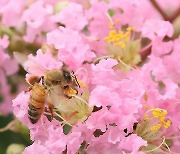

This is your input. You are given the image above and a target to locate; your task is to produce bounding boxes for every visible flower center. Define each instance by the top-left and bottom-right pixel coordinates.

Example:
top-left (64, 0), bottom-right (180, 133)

top-left (104, 27), bottom-right (135, 49)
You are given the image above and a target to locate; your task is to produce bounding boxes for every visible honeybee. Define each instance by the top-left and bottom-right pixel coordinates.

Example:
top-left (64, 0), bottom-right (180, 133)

top-left (14, 52), bottom-right (79, 124)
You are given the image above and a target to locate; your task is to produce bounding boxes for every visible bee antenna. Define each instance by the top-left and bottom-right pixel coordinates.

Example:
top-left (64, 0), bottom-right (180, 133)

top-left (72, 68), bottom-right (88, 86)
top-left (71, 72), bottom-right (80, 88)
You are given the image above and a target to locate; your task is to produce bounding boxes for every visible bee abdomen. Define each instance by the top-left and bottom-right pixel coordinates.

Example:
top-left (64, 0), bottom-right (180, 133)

top-left (28, 83), bottom-right (46, 124)
top-left (28, 104), bottom-right (42, 124)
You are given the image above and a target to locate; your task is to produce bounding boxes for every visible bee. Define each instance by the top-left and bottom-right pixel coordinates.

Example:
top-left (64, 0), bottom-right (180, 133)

top-left (14, 52), bottom-right (79, 124)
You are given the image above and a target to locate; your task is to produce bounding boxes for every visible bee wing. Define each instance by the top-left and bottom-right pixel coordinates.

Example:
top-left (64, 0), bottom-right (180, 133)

top-left (13, 52), bottom-right (28, 66)
top-left (14, 52), bottom-right (47, 75)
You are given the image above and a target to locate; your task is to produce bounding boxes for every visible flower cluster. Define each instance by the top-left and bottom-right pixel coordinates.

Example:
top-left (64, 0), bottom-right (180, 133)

top-left (0, 0), bottom-right (179, 153)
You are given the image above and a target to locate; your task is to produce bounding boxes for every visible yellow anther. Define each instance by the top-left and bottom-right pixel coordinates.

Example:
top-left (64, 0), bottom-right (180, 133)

top-left (127, 26), bottom-right (135, 31)
top-left (150, 124), bottom-right (161, 131)
top-left (145, 114), bottom-right (149, 120)
top-left (163, 120), bottom-right (171, 129)
top-left (152, 110), bottom-right (160, 118)
top-left (143, 104), bottom-right (148, 109)
top-left (104, 27), bottom-right (133, 48)
top-left (115, 18), bottom-right (120, 23)
top-left (143, 93), bottom-right (148, 101)
top-left (162, 110), bottom-right (167, 116)
top-left (151, 109), bottom-right (167, 119)
top-left (109, 23), bottom-right (114, 29)
top-left (64, 87), bottom-right (77, 95)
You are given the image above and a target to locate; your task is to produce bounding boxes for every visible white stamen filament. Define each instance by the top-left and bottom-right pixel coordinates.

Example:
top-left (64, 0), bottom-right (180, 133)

top-left (164, 140), bottom-right (171, 154)
top-left (105, 12), bottom-right (114, 25)
top-left (144, 136), bottom-right (166, 153)
top-left (54, 112), bottom-right (72, 126)
top-left (93, 55), bottom-right (114, 64)
top-left (118, 57), bottom-right (136, 70)
top-left (144, 108), bottom-right (167, 116)
top-left (69, 94), bottom-right (89, 106)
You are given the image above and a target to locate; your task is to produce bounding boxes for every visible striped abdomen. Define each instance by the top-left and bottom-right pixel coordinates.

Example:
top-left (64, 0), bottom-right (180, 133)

top-left (28, 83), bottom-right (47, 124)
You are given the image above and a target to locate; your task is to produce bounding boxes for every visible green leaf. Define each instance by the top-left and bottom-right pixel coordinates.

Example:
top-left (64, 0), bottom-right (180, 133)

top-left (0, 94), bottom-right (4, 104)
top-left (108, 9), bottom-right (115, 16)
top-left (63, 124), bottom-right (72, 135)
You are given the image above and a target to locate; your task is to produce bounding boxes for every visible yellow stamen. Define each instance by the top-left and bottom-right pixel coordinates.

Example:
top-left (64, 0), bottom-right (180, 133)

top-left (64, 87), bottom-right (77, 95)
top-left (109, 23), bottom-right (114, 29)
top-left (104, 26), bottom-right (135, 48)
top-left (144, 114), bottom-right (149, 120)
top-left (115, 18), bottom-right (120, 23)
top-left (143, 104), bottom-right (148, 109)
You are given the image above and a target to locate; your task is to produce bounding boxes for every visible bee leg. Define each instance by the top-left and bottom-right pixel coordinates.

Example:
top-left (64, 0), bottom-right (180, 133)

top-left (28, 76), bottom-right (41, 85)
top-left (48, 102), bottom-right (54, 121)
top-left (25, 86), bottom-right (33, 93)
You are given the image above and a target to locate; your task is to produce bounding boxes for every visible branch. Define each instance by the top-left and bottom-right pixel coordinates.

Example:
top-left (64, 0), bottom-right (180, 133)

top-left (169, 7), bottom-right (180, 22)
top-left (140, 43), bottom-right (152, 62)
top-left (150, 0), bottom-right (169, 21)
top-left (150, 0), bottom-right (180, 23)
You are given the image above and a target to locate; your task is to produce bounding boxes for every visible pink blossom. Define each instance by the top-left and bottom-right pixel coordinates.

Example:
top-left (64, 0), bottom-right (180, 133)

top-left (52, 3), bottom-right (87, 31)
top-left (0, 0), bottom-right (24, 27)
top-left (142, 19), bottom-right (174, 40)
top-left (151, 37), bottom-right (173, 56)
top-left (45, 126), bottom-right (67, 153)
top-left (47, 27), bottom-right (96, 70)
top-left (21, 1), bottom-right (52, 29)
top-left (91, 58), bottom-right (119, 87)
top-left (12, 92), bottom-right (29, 122)
top-left (119, 134), bottom-right (147, 153)
top-left (21, 1), bottom-right (56, 43)
top-left (24, 49), bottom-right (63, 76)
top-left (163, 37), bottom-right (180, 83)
top-left (0, 35), bottom-right (9, 48)
top-left (23, 141), bottom-right (50, 154)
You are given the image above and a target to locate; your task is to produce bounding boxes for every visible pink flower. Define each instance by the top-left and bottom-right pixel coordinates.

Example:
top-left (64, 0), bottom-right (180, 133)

top-left (0, 35), bottom-right (9, 48)
top-left (45, 126), bottom-right (67, 153)
top-left (151, 37), bottom-right (173, 56)
top-left (89, 85), bottom-right (121, 107)
top-left (21, 1), bottom-right (52, 29)
top-left (119, 134), bottom-right (147, 153)
top-left (12, 92), bottom-right (29, 123)
top-left (23, 49), bottom-right (63, 76)
top-left (142, 19), bottom-right (174, 40)
top-left (0, 0), bottom-right (24, 27)
top-left (52, 3), bottom-right (87, 31)
top-left (23, 141), bottom-right (50, 154)
top-left (21, 1), bottom-right (56, 43)
top-left (163, 37), bottom-right (180, 83)
top-left (91, 58), bottom-right (119, 87)
top-left (47, 27), bottom-right (96, 70)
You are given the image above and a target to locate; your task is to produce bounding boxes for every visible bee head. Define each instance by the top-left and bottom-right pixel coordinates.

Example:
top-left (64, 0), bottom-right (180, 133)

top-left (44, 70), bottom-right (63, 86)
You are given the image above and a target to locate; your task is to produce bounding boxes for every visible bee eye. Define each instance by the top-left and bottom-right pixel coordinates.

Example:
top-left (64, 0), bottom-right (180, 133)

top-left (63, 85), bottom-right (69, 90)
top-left (63, 71), bottom-right (72, 82)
